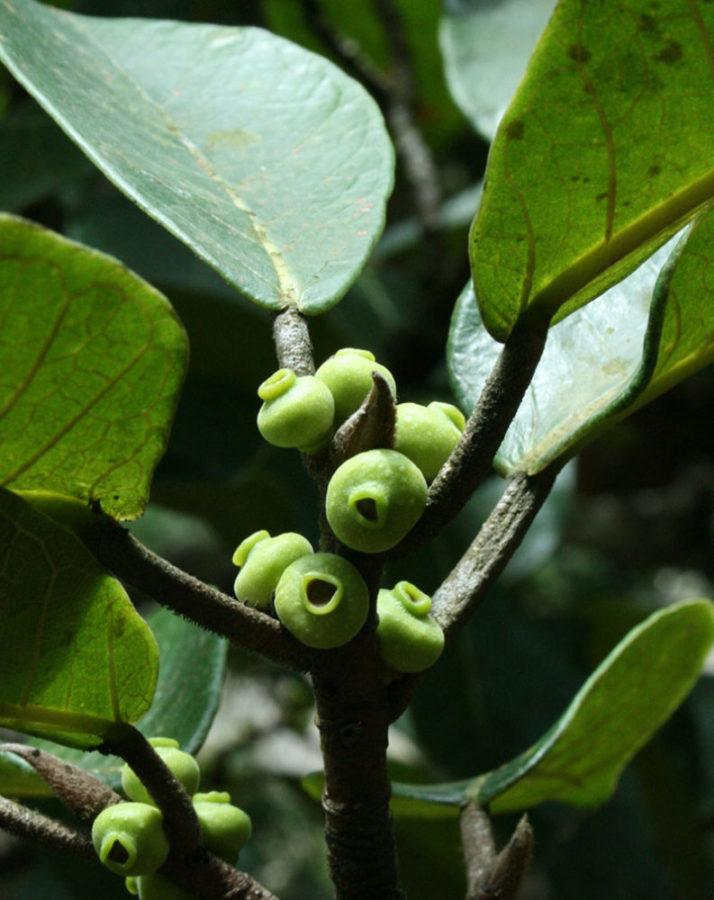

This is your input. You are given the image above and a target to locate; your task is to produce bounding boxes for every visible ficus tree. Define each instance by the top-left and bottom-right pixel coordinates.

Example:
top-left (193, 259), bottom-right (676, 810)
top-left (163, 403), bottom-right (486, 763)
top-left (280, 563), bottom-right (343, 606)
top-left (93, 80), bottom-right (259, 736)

top-left (0, 1), bottom-right (713, 898)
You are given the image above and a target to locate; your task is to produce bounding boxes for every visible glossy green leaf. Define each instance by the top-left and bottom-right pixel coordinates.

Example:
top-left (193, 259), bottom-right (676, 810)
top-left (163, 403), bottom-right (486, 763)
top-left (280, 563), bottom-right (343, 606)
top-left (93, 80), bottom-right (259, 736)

top-left (0, 1), bottom-right (394, 313)
top-left (440, 0), bottom-right (555, 140)
top-left (449, 211), bottom-right (714, 475)
top-left (470, 0), bottom-right (714, 340)
top-left (387, 600), bottom-right (714, 815)
top-left (476, 599), bottom-right (714, 811)
top-left (0, 489), bottom-right (158, 748)
top-left (29, 606), bottom-right (228, 787)
top-left (0, 214), bottom-right (187, 520)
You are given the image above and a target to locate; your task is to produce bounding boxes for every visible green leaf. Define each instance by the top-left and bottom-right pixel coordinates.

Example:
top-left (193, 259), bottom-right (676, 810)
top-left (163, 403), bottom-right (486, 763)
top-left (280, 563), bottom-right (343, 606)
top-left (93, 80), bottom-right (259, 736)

top-left (386, 600), bottom-right (714, 816)
top-left (0, 752), bottom-right (53, 797)
top-left (476, 599), bottom-right (714, 812)
top-left (469, 0), bottom-right (714, 340)
top-left (30, 606), bottom-right (228, 788)
top-left (0, 488), bottom-right (158, 748)
top-left (440, 0), bottom-right (555, 140)
top-left (0, 214), bottom-right (187, 520)
top-left (0, 1), bottom-right (394, 313)
top-left (449, 211), bottom-right (714, 475)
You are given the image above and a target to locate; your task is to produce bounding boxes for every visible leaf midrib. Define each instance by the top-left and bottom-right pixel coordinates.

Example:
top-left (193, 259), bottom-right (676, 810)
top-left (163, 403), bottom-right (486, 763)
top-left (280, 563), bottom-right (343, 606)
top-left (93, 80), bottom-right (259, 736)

top-left (2, 2), bottom-right (301, 305)
top-left (531, 168), bottom-right (714, 318)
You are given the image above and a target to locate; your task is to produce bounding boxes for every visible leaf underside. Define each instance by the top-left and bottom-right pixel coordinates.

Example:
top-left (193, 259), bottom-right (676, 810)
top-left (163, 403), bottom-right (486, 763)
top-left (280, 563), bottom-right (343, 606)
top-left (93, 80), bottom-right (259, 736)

top-left (0, 0), bottom-right (394, 313)
top-left (440, 0), bottom-right (556, 140)
top-left (449, 209), bottom-right (714, 476)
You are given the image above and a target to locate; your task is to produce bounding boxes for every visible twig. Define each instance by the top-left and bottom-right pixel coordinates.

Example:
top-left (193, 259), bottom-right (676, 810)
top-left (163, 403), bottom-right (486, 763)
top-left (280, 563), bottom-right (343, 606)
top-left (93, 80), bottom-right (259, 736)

top-left (375, 0), bottom-right (441, 231)
top-left (386, 463), bottom-right (560, 722)
top-left (395, 318), bottom-right (551, 556)
top-left (0, 743), bottom-right (120, 820)
top-left (312, 661), bottom-right (401, 900)
top-left (301, 0), bottom-right (392, 100)
top-left (433, 463), bottom-right (561, 641)
top-left (460, 803), bottom-right (497, 896)
top-left (0, 795), bottom-right (94, 860)
top-left (101, 725), bottom-right (201, 853)
top-left (470, 815), bottom-right (534, 900)
top-left (272, 307), bottom-right (315, 376)
top-left (330, 372), bottom-right (396, 465)
top-left (81, 515), bottom-right (312, 673)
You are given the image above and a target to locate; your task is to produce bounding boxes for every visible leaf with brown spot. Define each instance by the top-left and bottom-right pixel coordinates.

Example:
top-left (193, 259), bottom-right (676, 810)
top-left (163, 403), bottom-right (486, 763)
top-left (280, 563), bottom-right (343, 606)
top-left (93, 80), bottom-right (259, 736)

top-left (469, 0), bottom-right (714, 340)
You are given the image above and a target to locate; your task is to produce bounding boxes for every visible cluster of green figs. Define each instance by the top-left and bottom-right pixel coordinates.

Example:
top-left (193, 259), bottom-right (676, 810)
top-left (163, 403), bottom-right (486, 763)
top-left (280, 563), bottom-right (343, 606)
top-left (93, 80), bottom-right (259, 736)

top-left (234, 348), bottom-right (466, 670)
top-left (91, 739), bottom-right (251, 898)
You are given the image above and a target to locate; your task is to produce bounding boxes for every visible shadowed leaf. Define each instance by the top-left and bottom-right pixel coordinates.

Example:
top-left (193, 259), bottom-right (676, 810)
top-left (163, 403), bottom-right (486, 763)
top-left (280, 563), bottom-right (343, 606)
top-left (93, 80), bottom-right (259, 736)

top-left (0, 489), bottom-right (158, 748)
top-left (0, 214), bottom-right (187, 520)
top-left (385, 600), bottom-right (714, 816)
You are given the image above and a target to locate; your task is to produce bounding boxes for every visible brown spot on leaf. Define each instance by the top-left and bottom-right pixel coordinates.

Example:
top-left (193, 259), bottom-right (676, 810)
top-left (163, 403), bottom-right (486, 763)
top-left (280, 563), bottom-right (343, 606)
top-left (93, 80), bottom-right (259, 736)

top-left (505, 119), bottom-right (525, 140)
top-left (648, 164), bottom-right (661, 177)
top-left (569, 43), bottom-right (591, 64)
top-left (595, 191), bottom-right (608, 201)
top-left (638, 13), bottom-right (659, 35)
top-left (654, 40), bottom-right (683, 64)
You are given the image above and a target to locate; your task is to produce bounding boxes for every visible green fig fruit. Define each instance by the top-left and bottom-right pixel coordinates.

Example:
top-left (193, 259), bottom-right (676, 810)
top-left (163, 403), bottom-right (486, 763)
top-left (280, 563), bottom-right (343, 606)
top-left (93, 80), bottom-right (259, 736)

top-left (315, 348), bottom-right (396, 425)
top-left (274, 553), bottom-right (369, 648)
top-left (233, 530), bottom-right (313, 609)
top-left (377, 581), bottom-right (444, 673)
top-left (257, 368), bottom-right (335, 452)
top-left (394, 401), bottom-right (465, 482)
top-left (325, 449), bottom-right (427, 553)
top-left (193, 791), bottom-right (252, 862)
top-left (121, 739), bottom-right (200, 806)
top-left (92, 802), bottom-right (169, 877)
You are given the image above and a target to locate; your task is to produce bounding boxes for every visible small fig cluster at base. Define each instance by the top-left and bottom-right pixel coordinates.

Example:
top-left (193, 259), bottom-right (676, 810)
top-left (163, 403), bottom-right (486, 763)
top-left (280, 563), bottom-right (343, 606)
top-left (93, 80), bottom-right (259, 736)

top-left (92, 737), bottom-right (252, 893)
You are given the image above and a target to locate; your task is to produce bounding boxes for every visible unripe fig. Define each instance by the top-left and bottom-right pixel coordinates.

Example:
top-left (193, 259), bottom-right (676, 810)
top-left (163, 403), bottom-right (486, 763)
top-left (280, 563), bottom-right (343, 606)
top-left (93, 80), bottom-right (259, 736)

top-left (315, 348), bottom-right (397, 425)
top-left (137, 874), bottom-right (192, 900)
top-left (121, 738), bottom-right (200, 805)
top-left (257, 368), bottom-right (334, 452)
top-left (91, 802), bottom-right (169, 877)
top-left (376, 581), bottom-right (444, 673)
top-left (325, 449), bottom-right (427, 553)
top-left (193, 791), bottom-right (252, 862)
top-left (233, 530), bottom-right (313, 609)
top-left (274, 553), bottom-right (369, 648)
top-left (394, 401), bottom-right (465, 482)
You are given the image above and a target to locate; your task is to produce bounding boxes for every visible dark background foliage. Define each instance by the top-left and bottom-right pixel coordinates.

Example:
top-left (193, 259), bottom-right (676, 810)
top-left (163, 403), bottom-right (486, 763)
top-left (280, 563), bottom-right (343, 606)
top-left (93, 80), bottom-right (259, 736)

top-left (0, 2), bottom-right (712, 898)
